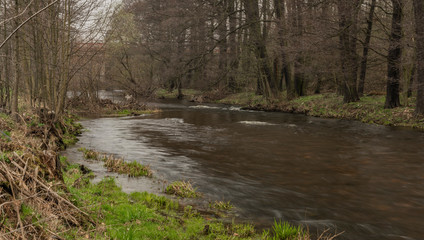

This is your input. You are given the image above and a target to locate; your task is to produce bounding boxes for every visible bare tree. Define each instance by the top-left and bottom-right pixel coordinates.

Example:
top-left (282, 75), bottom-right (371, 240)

top-left (384, 0), bottom-right (402, 108)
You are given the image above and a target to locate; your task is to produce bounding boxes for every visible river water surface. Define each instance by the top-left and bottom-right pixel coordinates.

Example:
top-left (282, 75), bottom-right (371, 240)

top-left (65, 100), bottom-right (424, 240)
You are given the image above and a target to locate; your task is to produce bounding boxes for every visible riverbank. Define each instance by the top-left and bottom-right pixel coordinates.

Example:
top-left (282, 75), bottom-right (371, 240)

top-left (0, 111), bottom-right (87, 239)
top-left (158, 89), bottom-right (424, 130)
top-left (1, 108), bottom-right (339, 239)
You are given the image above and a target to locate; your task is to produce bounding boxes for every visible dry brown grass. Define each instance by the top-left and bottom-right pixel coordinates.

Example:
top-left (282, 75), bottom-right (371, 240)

top-left (0, 113), bottom-right (91, 239)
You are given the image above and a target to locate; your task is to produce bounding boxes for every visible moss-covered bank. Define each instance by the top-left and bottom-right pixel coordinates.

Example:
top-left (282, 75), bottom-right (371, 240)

top-left (218, 92), bottom-right (424, 130)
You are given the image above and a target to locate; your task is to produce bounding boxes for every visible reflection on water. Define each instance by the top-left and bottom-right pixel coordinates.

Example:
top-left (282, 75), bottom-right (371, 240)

top-left (65, 100), bottom-right (424, 240)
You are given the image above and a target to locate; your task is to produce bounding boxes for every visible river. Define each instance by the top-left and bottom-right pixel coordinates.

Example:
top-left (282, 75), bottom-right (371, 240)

top-left (64, 99), bottom-right (424, 240)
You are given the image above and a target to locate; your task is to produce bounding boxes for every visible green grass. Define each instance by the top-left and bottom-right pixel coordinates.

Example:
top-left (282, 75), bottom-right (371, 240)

top-left (104, 158), bottom-right (153, 177)
top-left (109, 108), bottom-right (160, 117)
top-left (218, 91), bottom-right (267, 106)
top-left (78, 147), bottom-right (99, 159)
top-left (165, 181), bottom-right (201, 198)
top-left (219, 92), bottom-right (424, 130)
top-left (154, 88), bottom-right (202, 99)
top-left (269, 221), bottom-right (307, 240)
top-left (77, 148), bottom-right (152, 177)
top-left (210, 200), bottom-right (234, 211)
top-left (62, 164), bottom-right (265, 239)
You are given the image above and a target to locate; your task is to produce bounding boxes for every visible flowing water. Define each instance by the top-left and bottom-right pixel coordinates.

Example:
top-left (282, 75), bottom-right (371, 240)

top-left (65, 100), bottom-right (424, 240)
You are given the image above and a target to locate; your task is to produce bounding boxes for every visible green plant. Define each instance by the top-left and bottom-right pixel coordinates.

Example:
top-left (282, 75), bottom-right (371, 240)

top-left (211, 200), bottom-right (233, 211)
top-left (271, 221), bottom-right (306, 240)
top-left (78, 148), bottom-right (99, 159)
top-left (0, 153), bottom-right (11, 163)
top-left (1, 130), bottom-right (11, 142)
top-left (104, 158), bottom-right (152, 177)
top-left (165, 181), bottom-right (201, 198)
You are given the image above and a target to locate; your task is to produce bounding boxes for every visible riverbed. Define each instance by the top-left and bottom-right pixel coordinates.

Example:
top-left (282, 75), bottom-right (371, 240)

top-left (64, 100), bottom-right (424, 240)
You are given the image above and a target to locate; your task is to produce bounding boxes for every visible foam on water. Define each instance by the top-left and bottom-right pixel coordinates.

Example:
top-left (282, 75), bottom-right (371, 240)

top-left (238, 121), bottom-right (276, 126)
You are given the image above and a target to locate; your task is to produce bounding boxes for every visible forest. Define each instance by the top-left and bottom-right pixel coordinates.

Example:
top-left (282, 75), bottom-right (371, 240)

top-left (0, 0), bottom-right (423, 118)
top-left (1, 1), bottom-right (424, 239)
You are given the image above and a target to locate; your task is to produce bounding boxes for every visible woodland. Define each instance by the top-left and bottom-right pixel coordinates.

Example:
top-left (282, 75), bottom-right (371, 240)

top-left (1, 1), bottom-right (424, 239)
top-left (0, 0), bottom-right (423, 117)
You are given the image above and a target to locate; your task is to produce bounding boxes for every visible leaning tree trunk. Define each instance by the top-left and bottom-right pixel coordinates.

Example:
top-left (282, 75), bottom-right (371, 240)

top-left (384, 0), bottom-right (402, 109)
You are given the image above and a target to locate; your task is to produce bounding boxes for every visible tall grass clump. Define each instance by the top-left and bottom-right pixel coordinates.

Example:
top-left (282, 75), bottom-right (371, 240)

top-left (165, 181), bottom-right (201, 198)
top-left (270, 221), bottom-right (307, 240)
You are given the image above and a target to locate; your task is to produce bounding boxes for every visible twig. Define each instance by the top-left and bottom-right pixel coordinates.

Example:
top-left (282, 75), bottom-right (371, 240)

top-left (12, 153), bottom-right (92, 220)
top-left (0, 0), bottom-right (60, 50)
top-left (0, 216), bottom-right (52, 238)
top-left (0, 193), bottom-right (40, 209)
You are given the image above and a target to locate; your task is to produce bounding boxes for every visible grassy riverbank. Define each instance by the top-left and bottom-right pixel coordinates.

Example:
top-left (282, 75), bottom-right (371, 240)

top-left (218, 92), bottom-right (424, 130)
top-left (1, 109), bottom-right (338, 239)
top-left (63, 163), bottom-right (262, 239)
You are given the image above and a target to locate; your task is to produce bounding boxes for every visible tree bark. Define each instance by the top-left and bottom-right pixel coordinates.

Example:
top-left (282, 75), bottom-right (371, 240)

top-left (384, 0), bottom-right (402, 109)
top-left (337, 0), bottom-right (360, 103)
top-left (358, 0), bottom-right (376, 96)
top-left (11, 0), bottom-right (20, 121)
top-left (293, 0), bottom-right (305, 97)
top-left (244, 0), bottom-right (274, 97)
top-left (274, 0), bottom-right (291, 95)
top-left (227, 0), bottom-right (238, 92)
top-left (414, 0), bottom-right (424, 114)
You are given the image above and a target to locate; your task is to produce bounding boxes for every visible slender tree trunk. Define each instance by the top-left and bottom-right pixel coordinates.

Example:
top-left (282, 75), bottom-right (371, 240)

top-left (275, 0), bottom-right (291, 97)
top-left (337, 0), bottom-right (360, 103)
top-left (218, 0), bottom-right (228, 88)
top-left (293, 0), bottom-right (305, 97)
top-left (244, 0), bottom-right (274, 97)
top-left (358, 0), bottom-right (376, 96)
top-left (227, 0), bottom-right (238, 92)
top-left (414, 0), bottom-right (424, 114)
top-left (384, 0), bottom-right (402, 109)
top-left (11, 0), bottom-right (20, 121)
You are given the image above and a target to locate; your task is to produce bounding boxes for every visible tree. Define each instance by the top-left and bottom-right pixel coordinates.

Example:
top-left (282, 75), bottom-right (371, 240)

top-left (384, 0), bottom-right (402, 109)
top-left (337, 0), bottom-right (361, 103)
top-left (359, 0), bottom-right (377, 96)
top-left (414, 0), bottom-right (424, 114)
top-left (244, 0), bottom-right (275, 98)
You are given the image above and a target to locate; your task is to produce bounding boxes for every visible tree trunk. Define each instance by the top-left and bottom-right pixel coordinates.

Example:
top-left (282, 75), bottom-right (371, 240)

top-left (358, 0), bottom-right (376, 96)
top-left (218, 0), bottom-right (228, 87)
top-left (244, 0), bottom-right (274, 97)
top-left (274, 0), bottom-right (288, 93)
top-left (227, 0), bottom-right (238, 92)
top-left (11, 0), bottom-right (20, 121)
top-left (337, 0), bottom-right (360, 103)
top-left (293, 0), bottom-right (305, 97)
top-left (384, 0), bottom-right (402, 109)
top-left (414, 0), bottom-right (424, 114)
